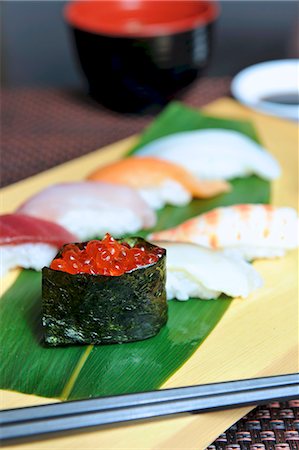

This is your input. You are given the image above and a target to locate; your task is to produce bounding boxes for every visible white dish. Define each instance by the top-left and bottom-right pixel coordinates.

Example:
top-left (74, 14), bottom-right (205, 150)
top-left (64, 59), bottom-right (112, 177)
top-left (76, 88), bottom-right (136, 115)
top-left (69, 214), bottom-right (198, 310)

top-left (231, 59), bottom-right (299, 121)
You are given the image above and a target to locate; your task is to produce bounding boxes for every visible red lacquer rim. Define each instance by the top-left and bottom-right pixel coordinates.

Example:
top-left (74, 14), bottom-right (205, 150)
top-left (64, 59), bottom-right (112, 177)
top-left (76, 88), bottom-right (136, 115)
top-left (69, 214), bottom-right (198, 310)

top-left (64, 1), bottom-right (219, 37)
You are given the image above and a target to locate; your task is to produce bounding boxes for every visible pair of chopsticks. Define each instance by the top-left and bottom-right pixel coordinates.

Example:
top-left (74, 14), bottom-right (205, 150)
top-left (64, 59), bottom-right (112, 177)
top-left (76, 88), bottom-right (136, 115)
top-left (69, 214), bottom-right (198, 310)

top-left (1, 373), bottom-right (298, 442)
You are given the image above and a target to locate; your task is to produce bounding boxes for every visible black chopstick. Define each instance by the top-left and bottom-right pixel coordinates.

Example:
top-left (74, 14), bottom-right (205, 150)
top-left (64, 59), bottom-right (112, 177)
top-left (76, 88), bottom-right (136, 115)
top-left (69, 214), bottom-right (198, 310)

top-left (2, 373), bottom-right (297, 425)
top-left (1, 373), bottom-right (298, 442)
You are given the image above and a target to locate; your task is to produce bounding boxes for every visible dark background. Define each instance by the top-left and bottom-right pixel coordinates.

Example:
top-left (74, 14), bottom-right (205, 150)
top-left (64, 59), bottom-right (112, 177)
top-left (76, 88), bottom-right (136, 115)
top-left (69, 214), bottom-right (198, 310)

top-left (1, 0), bottom-right (298, 88)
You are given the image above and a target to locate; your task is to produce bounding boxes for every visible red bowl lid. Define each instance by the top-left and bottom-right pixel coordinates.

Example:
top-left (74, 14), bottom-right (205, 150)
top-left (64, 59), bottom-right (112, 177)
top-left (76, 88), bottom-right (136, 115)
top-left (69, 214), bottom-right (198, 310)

top-left (64, 0), bottom-right (219, 37)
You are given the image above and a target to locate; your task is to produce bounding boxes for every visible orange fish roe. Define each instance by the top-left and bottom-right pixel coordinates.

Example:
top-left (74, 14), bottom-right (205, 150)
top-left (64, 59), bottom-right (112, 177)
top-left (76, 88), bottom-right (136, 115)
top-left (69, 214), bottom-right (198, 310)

top-left (50, 234), bottom-right (163, 276)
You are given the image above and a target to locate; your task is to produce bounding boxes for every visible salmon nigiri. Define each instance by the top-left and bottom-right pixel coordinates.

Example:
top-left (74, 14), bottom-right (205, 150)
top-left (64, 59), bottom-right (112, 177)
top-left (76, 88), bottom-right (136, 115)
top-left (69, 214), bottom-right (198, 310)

top-left (150, 204), bottom-right (298, 261)
top-left (88, 157), bottom-right (230, 210)
top-left (17, 182), bottom-right (156, 240)
top-left (0, 214), bottom-right (77, 276)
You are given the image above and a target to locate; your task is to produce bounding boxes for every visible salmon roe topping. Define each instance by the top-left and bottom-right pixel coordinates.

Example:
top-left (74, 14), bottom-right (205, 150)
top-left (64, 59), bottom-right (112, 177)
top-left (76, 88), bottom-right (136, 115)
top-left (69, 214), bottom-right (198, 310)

top-left (50, 234), bottom-right (163, 276)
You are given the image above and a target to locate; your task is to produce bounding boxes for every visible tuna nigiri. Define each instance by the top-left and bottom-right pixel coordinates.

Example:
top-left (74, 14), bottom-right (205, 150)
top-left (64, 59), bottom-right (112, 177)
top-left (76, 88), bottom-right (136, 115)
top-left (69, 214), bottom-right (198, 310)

top-left (150, 204), bottom-right (298, 261)
top-left (153, 241), bottom-right (263, 300)
top-left (17, 182), bottom-right (156, 240)
top-left (136, 129), bottom-right (281, 181)
top-left (0, 214), bottom-right (77, 276)
top-left (88, 157), bottom-right (230, 210)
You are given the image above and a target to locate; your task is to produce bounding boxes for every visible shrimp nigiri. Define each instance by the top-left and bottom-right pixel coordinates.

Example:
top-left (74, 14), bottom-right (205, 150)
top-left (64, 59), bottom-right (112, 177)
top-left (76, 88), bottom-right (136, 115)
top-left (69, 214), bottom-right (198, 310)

top-left (136, 129), bottom-right (281, 181)
top-left (153, 241), bottom-right (263, 300)
top-left (0, 214), bottom-right (77, 276)
top-left (150, 204), bottom-right (298, 261)
top-left (17, 182), bottom-right (156, 240)
top-left (88, 157), bottom-right (230, 210)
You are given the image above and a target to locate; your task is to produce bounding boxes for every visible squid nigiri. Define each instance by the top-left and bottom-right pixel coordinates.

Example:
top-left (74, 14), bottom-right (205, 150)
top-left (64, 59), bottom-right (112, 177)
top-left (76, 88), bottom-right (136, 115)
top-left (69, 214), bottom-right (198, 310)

top-left (87, 157), bottom-right (230, 210)
top-left (136, 129), bottom-right (281, 181)
top-left (153, 241), bottom-right (263, 300)
top-left (150, 204), bottom-right (298, 261)
top-left (17, 182), bottom-right (156, 240)
top-left (0, 214), bottom-right (77, 276)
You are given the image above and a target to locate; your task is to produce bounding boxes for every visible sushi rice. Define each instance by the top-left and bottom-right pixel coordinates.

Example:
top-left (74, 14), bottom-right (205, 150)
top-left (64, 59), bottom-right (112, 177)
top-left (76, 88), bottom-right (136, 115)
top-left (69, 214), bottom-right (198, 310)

top-left (138, 179), bottom-right (191, 210)
top-left (1, 243), bottom-right (58, 277)
top-left (57, 207), bottom-right (146, 240)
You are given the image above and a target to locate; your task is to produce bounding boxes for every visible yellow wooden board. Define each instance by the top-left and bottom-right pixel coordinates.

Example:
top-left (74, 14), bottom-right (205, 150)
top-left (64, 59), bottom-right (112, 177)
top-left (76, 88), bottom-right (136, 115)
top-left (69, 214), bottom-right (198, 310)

top-left (1, 98), bottom-right (298, 449)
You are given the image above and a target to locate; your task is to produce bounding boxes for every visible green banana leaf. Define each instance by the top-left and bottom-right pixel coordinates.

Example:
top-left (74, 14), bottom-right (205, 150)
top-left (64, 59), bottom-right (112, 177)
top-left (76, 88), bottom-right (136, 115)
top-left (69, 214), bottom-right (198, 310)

top-left (0, 102), bottom-right (270, 401)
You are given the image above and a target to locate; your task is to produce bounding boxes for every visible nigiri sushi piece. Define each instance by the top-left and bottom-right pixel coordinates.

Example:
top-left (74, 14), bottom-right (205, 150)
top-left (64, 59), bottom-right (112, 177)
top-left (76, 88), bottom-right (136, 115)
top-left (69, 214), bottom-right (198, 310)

top-left (87, 157), bottom-right (230, 210)
top-left (0, 214), bottom-right (77, 276)
top-left (136, 129), bottom-right (281, 181)
top-left (150, 204), bottom-right (298, 261)
top-left (152, 241), bottom-right (263, 300)
top-left (17, 182), bottom-right (156, 240)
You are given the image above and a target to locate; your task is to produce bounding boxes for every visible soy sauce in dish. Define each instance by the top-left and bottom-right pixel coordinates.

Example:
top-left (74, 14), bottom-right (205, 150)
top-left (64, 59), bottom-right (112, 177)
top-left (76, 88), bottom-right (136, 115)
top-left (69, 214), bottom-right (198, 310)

top-left (261, 92), bottom-right (299, 105)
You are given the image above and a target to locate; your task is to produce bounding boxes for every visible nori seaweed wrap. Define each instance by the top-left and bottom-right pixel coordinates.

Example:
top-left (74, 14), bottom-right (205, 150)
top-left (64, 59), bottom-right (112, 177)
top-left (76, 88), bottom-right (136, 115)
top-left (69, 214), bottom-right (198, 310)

top-left (42, 237), bottom-right (167, 346)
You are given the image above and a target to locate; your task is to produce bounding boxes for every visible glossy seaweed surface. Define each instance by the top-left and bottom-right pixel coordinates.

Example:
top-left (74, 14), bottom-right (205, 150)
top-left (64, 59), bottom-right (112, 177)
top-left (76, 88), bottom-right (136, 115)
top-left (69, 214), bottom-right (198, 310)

top-left (43, 239), bottom-right (167, 346)
top-left (0, 102), bottom-right (270, 400)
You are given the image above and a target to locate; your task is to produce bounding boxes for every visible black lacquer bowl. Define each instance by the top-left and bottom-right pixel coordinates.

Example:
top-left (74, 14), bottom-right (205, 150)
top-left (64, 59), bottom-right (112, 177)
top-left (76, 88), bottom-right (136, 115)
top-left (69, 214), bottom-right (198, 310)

top-left (64, 0), bottom-right (219, 113)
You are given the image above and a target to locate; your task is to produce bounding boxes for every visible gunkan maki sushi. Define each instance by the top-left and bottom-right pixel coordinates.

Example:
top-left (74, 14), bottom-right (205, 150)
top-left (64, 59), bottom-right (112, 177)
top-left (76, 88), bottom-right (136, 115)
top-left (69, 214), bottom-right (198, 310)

top-left (42, 234), bottom-right (167, 346)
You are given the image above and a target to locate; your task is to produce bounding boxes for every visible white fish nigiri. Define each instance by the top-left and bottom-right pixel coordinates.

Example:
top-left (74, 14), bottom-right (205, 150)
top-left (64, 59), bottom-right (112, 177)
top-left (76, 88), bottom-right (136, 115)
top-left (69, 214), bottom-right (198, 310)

top-left (150, 204), bottom-right (298, 261)
top-left (136, 129), bottom-right (281, 181)
top-left (153, 241), bottom-right (263, 300)
top-left (17, 182), bottom-right (156, 240)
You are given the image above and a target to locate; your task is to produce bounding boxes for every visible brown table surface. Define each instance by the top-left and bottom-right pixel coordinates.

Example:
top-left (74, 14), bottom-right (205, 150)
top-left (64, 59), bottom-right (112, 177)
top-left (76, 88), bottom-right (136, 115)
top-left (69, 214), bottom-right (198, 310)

top-left (1, 78), bottom-right (298, 448)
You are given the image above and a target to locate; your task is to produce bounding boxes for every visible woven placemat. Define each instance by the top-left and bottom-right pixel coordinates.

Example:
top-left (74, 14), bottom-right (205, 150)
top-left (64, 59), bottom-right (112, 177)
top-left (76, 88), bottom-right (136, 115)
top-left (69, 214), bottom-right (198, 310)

top-left (1, 79), bottom-right (298, 448)
top-left (207, 401), bottom-right (299, 449)
top-left (1, 77), bottom-right (231, 187)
